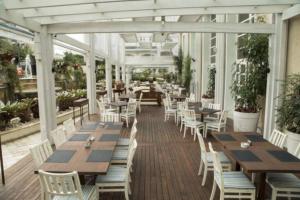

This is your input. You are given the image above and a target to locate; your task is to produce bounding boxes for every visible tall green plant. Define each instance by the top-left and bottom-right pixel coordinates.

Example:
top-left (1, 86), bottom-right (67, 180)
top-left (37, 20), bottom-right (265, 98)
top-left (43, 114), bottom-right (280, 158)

top-left (277, 74), bottom-right (300, 134)
top-left (182, 55), bottom-right (192, 92)
top-left (231, 33), bottom-right (269, 113)
top-left (174, 47), bottom-right (183, 85)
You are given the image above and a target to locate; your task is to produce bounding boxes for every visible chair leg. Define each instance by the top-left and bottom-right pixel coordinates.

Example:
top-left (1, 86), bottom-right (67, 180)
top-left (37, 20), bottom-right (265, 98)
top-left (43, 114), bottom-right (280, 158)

top-left (126, 117), bottom-right (129, 127)
top-left (180, 122), bottom-right (183, 132)
top-left (271, 189), bottom-right (277, 200)
top-left (251, 173), bottom-right (255, 183)
top-left (128, 182), bottom-right (132, 195)
top-left (209, 181), bottom-right (217, 200)
top-left (125, 189), bottom-right (130, 200)
top-left (194, 129), bottom-right (197, 141)
top-left (183, 126), bottom-right (187, 138)
top-left (219, 191), bottom-right (224, 200)
top-left (198, 160), bottom-right (203, 175)
top-left (202, 166), bottom-right (208, 186)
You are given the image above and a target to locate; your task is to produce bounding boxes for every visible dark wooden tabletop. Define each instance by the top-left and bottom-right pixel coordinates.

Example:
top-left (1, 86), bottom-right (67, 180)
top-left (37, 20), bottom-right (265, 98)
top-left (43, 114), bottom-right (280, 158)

top-left (119, 94), bottom-right (136, 100)
top-left (109, 101), bottom-right (128, 107)
top-left (211, 132), bottom-right (300, 173)
top-left (169, 95), bottom-right (186, 100)
top-left (36, 123), bottom-right (122, 175)
top-left (194, 108), bottom-right (220, 116)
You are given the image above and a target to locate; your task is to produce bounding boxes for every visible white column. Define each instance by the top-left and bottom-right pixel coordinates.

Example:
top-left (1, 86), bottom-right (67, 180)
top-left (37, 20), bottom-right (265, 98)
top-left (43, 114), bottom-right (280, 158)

top-left (215, 15), bottom-right (226, 108)
top-left (264, 13), bottom-right (288, 138)
top-left (201, 16), bottom-right (210, 97)
top-left (194, 33), bottom-right (202, 101)
top-left (125, 66), bottom-right (132, 89)
top-left (121, 65), bottom-right (126, 82)
top-left (115, 64), bottom-right (120, 81)
top-left (34, 26), bottom-right (56, 141)
top-left (105, 34), bottom-right (113, 100)
top-left (86, 34), bottom-right (97, 114)
top-left (223, 15), bottom-right (237, 117)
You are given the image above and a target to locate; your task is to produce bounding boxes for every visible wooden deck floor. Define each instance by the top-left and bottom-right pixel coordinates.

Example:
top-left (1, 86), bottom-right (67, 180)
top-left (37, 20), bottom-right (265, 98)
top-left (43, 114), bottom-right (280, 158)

top-left (0, 106), bottom-right (271, 200)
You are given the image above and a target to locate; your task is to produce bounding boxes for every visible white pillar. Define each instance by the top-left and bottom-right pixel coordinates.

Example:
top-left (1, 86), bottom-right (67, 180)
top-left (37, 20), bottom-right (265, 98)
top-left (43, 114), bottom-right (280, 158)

top-left (215, 15), bottom-right (226, 108)
top-left (264, 13), bottom-right (288, 138)
top-left (86, 34), bottom-right (97, 114)
top-left (105, 34), bottom-right (113, 100)
top-left (34, 26), bottom-right (56, 141)
top-left (125, 66), bottom-right (132, 89)
top-left (121, 65), bottom-right (126, 82)
top-left (223, 15), bottom-right (237, 117)
top-left (201, 16), bottom-right (210, 97)
top-left (193, 33), bottom-right (202, 101)
top-left (115, 64), bottom-right (120, 81)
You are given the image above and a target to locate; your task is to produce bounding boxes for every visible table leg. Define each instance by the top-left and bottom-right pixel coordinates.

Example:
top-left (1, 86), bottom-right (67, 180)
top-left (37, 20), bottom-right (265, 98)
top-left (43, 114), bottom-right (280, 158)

top-left (73, 106), bottom-right (75, 125)
top-left (257, 172), bottom-right (266, 200)
top-left (80, 106), bottom-right (83, 126)
top-left (201, 114), bottom-right (204, 122)
top-left (0, 136), bottom-right (5, 185)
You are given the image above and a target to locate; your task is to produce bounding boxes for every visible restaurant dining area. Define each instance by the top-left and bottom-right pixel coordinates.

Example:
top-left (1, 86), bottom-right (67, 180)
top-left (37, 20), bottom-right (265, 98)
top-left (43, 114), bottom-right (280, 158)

top-left (0, 0), bottom-right (300, 200)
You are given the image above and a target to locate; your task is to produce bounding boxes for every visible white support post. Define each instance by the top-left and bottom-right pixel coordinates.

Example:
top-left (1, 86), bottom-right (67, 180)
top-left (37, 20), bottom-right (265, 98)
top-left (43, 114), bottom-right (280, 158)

top-left (34, 26), bottom-right (57, 141)
top-left (115, 64), bottom-right (120, 81)
top-left (125, 66), bottom-right (132, 89)
top-left (263, 13), bottom-right (288, 139)
top-left (191, 33), bottom-right (202, 101)
top-left (223, 14), bottom-right (237, 117)
top-left (201, 16), bottom-right (210, 97)
top-left (86, 33), bottom-right (97, 114)
top-left (215, 15), bottom-right (226, 108)
top-left (105, 34), bottom-right (113, 100)
top-left (121, 65), bottom-right (126, 82)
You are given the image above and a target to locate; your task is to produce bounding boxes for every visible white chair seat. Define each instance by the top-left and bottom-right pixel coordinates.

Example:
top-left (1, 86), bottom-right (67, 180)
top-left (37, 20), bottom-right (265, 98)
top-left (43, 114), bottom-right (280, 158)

top-left (166, 109), bottom-right (176, 113)
top-left (96, 170), bottom-right (126, 183)
top-left (120, 112), bottom-right (135, 117)
top-left (112, 149), bottom-right (129, 160)
top-left (206, 122), bottom-right (225, 128)
top-left (267, 177), bottom-right (300, 188)
top-left (206, 152), bottom-right (231, 164)
top-left (267, 173), bottom-right (299, 181)
top-left (53, 185), bottom-right (96, 200)
top-left (117, 138), bottom-right (130, 146)
top-left (222, 172), bottom-right (256, 189)
top-left (185, 120), bottom-right (205, 127)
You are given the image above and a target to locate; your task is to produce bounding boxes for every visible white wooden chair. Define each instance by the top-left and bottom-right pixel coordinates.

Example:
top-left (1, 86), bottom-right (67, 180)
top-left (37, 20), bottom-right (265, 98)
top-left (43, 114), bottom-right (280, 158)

top-left (268, 129), bottom-right (287, 148)
top-left (163, 98), bottom-right (177, 122)
top-left (204, 110), bottom-right (228, 138)
top-left (50, 125), bottom-right (67, 148)
top-left (103, 112), bottom-right (120, 122)
top-left (176, 102), bottom-right (185, 126)
top-left (29, 140), bottom-right (53, 168)
top-left (117, 118), bottom-right (137, 147)
top-left (39, 170), bottom-right (97, 200)
top-left (208, 142), bottom-right (256, 200)
top-left (183, 109), bottom-right (205, 141)
top-left (196, 129), bottom-right (231, 186)
top-left (266, 143), bottom-right (300, 200)
top-left (120, 102), bottom-right (137, 127)
top-left (97, 100), bottom-right (117, 120)
top-left (187, 93), bottom-right (196, 102)
top-left (63, 118), bottom-right (76, 138)
top-left (136, 92), bottom-right (143, 113)
top-left (95, 140), bottom-right (138, 200)
top-left (204, 103), bottom-right (221, 122)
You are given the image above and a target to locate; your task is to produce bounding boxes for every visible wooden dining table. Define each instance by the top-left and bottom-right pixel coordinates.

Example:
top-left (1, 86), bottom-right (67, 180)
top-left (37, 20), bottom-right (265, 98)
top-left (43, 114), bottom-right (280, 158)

top-left (211, 132), bottom-right (300, 200)
top-left (35, 122), bottom-right (123, 177)
top-left (194, 107), bottom-right (220, 122)
top-left (169, 94), bottom-right (186, 102)
top-left (119, 94), bottom-right (136, 102)
top-left (108, 101), bottom-right (128, 113)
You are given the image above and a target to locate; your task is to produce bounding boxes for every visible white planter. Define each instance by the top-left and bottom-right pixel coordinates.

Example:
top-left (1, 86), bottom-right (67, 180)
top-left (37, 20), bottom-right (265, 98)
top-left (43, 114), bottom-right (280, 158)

top-left (233, 111), bottom-right (259, 132)
top-left (286, 130), bottom-right (300, 154)
top-left (201, 98), bottom-right (214, 107)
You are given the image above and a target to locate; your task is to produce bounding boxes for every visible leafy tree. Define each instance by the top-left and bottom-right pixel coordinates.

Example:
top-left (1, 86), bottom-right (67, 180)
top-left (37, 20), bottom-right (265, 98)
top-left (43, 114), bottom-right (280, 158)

top-left (174, 47), bottom-right (183, 85)
top-left (182, 55), bottom-right (192, 92)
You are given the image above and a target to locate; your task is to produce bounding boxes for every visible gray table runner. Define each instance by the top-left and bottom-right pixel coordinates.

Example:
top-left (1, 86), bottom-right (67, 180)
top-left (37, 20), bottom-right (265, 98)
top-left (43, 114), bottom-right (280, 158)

top-left (69, 134), bottom-right (90, 141)
top-left (245, 134), bottom-right (265, 142)
top-left (216, 134), bottom-right (236, 141)
top-left (79, 123), bottom-right (99, 131)
top-left (46, 150), bottom-right (76, 163)
top-left (99, 134), bottom-right (119, 141)
top-left (231, 150), bottom-right (261, 162)
top-left (86, 150), bottom-right (113, 162)
top-left (267, 150), bottom-right (300, 162)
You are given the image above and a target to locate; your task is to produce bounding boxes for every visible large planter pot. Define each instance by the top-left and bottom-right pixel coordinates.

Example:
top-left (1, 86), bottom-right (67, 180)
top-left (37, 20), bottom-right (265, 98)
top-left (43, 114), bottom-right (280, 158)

top-left (233, 111), bottom-right (259, 132)
top-left (286, 130), bottom-right (300, 154)
top-left (201, 98), bottom-right (214, 107)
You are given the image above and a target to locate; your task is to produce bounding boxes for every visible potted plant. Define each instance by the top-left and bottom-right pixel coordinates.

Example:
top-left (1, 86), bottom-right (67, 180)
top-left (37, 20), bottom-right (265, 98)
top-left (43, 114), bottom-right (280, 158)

top-left (57, 91), bottom-right (73, 111)
top-left (202, 67), bottom-right (216, 106)
top-left (231, 33), bottom-right (269, 132)
top-left (15, 99), bottom-right (33, 123)
top-left (277, 74), bottom-right (300, 153)
top-left (0, 111), bottom-right (9, 131)
top-left (30, 98), bottom-right (39, 118)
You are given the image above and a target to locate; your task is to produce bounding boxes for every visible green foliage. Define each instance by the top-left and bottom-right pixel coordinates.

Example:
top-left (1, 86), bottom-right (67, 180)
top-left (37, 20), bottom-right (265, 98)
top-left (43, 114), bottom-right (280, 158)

top-left (96, 60), bottom-right (105, 82)
top-left (204, 68), bottom-right (216, 98)
top-left (174, 47), bottom-right (184, 85)
top-left (277, 74), bottom-right (300, 134)
top-left (182, 55), bottom-right (192, 92)
top-left (231, 33), bottom-right (269, 113)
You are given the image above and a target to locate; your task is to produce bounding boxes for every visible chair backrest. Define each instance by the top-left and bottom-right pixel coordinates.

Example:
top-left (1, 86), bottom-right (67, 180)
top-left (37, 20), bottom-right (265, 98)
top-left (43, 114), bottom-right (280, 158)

top-left (129, 126), bottom-right (138, 145)
top-left (39, 170), bottom-right (84, 199)
top-left (208, 103), bottom-right (221, 110)
top-left (269, 129), bottom-right (287, 148)
top-left (51, 125), bottom-right (67, 148)
top-left (208, 142), bottom-right (224, 190)
top-left (218, 110), bottom-right (228, 125)
top-left (129, 98), bottom-right (136, 103)
top-left (196, 129), bottom-right (208, 162)
top-left (293, 143), bottom-right (300, 159)
top-left (126, 139), bottom-right (138, 177)
top-left (183, 109), bottom-right (196, 122)
top-left (103, 112), bottom-right (120, 122)
top-left (97, 100), bottom-right (107, 113)
top-left (30, 140), bottom-right (53, 168)
top-left (127, 102), bottom-right (137, 113)
top-left (138, 92), bottom-right (143, 102)
top-left (63, 118), bottom-right (76, 137)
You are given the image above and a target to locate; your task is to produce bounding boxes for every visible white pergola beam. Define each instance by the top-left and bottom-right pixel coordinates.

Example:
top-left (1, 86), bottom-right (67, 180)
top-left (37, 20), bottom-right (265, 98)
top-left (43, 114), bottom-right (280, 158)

top-left (4, 0), bottom-right (297, 10)
top-left (48, 21), bottom-right (275, 34)
top-left (22, 6), bottom-right (291, 24)
top-left (0, 1), bottom-right (41, 32)
top-left (125, 55), bottom-right (174, 65)
top-left (282, 4), bottom-right (300, 20)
